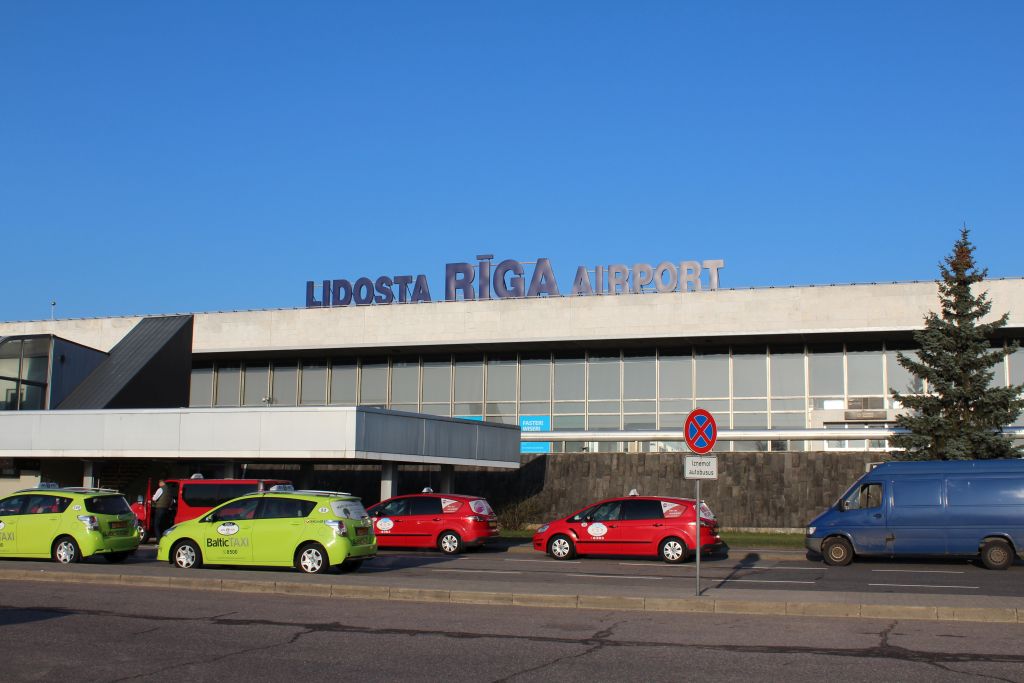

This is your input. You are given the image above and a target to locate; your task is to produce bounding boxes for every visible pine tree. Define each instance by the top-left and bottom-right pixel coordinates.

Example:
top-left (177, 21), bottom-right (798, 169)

top-left (890, 227), bottom-right (1023, 459)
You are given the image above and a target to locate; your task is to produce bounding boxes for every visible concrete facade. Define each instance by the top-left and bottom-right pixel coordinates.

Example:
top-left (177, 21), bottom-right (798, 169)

top-left (3, 279), bottom-right (1023, 354)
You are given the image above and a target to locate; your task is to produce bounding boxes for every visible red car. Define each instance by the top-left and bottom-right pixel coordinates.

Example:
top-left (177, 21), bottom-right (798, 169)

top-left (532, 495), bottom-right (725, 563)
top-left (367, 492), bottom-right (500, 554)
top-left (132, 477), bottom-right (291, 540)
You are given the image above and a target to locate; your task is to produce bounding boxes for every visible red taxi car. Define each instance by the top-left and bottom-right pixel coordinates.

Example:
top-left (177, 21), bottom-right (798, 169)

top-left (132, 477), bottom-right (291, 541)
top-left (533, 495), bottom-right (724, 563)
top-left (367, 492), bottom-right (500, 554)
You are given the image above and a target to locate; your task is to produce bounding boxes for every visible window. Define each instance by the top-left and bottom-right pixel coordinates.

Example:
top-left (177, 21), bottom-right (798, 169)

top-left (808, 344), bottom-right (844, 405)
top-left (258, 497), bottom-right (316, 519)
top-left (359, 360), bottom-right (388, 406)
top-left (271, 363), bottom-right (298, 406)
top-left (519, 354), bottom-right (551, 402)
top-left (769, 345), bottom-right (805, 399)
top-left (948, 477), bottom-right (1024, 507)
top-left (623, 499), bottom-right (664, 520)
top-left (329, 360), bottom-right (358, 406)
top-left (300, 361), bottom-right (328, 405)
top-left (454, 356), bottom-right (483, 415)
top-left (374, 499), bottom-right (410, 517)
top-left (695, 348), bottom-right (729, 398)
top-left (847, 345), bottom-right (883, 397)
top-left (215, 363), bottom-right (241, 406)
top-left (189, 363), bottom-right (213, 407)
top-left (844, 483), bottom-right (883, 510)
top-left (0, 496), bottom-right (26, 515)
top-left (732, 347), bottom-right (767, 398)
top-left (182, 483), bottom-right (259, 508)
top-left (210, 498), bottom-right (259, 522)
top-left (243, 363), bottom-right (269, 406)
top-left (390, 360), bottom-right (419, 408)
top-left (893, 480), bottom-right (942, 507)
top-left (587, 501), bottom-right (623, 522)
top-left (422, 356), bottom-right (452, 407)
top-left (25, 494), bottom-right (73, 514)
top-left (408, 497), bottom-right (444, 515)
top-left (83, 496), bottom-right (128, 515)
top-left (588, 354), bottom-right (620, 401)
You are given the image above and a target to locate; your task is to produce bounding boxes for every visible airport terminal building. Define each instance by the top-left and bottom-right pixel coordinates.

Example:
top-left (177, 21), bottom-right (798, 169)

top-left (2, 258), bottom-right (1023, 525)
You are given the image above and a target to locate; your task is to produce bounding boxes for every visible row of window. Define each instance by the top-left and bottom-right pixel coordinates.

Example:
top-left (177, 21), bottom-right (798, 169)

top-left (0, 338), bottom-right (50, 411)
top-left (190, 343), bottom-right (1024, 417)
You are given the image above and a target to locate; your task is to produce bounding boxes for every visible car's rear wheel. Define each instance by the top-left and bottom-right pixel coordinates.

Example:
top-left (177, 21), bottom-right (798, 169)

top-left (438, 531), bottom-right (462, 554)
top-left (104, 551), bottom-right (132, 563)
top-left (548, 534), bottom-right (576, 560)
top-left (980, 538), bottom-right (1014, 570)
top-left (52, 536), bottom-right (81, 564)
top-left (297, 543), bottom-right (329, 574)
top-left (822, 536), bottom-right (854, 566)
top-left (172, 540), bottom-right (202, 569)
top-left (659, 537), bottom-right (688, 564)
top-left (339, 559), bottom-right (364, 573)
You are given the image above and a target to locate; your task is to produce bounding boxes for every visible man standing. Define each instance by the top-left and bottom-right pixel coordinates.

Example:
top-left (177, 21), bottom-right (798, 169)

top-left (151, 479), bottom-right (173, 540)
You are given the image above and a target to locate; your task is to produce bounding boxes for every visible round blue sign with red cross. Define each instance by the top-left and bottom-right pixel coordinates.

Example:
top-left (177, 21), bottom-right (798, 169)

top-left (684, 409), bottom-right (717, 455)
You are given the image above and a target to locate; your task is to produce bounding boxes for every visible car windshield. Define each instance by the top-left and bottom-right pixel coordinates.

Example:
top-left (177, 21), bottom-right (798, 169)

top-left (85, 495), bottom-right (131, 515)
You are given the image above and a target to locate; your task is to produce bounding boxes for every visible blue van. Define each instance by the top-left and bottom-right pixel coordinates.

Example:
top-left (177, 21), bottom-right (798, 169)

top-left (805, 459), bottom-right (1024, 570)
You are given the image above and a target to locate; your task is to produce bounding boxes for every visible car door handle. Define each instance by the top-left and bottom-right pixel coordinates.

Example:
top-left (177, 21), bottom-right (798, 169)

top-left (432, 518), bottom-right (443, 521)
top-left (652, 523), bottom-right (663, 527)
top-left (873, 514), bottom-right (883, 519)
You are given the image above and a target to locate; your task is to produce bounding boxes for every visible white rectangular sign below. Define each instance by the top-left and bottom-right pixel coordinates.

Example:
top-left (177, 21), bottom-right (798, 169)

top-left (684, 455), bottom-right (719, 480)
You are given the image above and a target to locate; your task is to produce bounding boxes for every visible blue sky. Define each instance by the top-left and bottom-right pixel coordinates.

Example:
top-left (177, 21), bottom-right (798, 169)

top-left (2, 2), bottom-right (1022, 321)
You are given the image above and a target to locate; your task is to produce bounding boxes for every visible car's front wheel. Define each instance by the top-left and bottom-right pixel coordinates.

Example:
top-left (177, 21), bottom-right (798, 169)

top-left (548, 534), bottom-right (576, 560)
top-left (52, 536), bottom-right (81, 564)
top-left (822, 536), bottom-right (854, 566)
top-left (172, 540), bottom-right (202, 569)
top-left (659, 537), bottom-right (688, 564)
top-left (296, 543), bottom-right (329, 574)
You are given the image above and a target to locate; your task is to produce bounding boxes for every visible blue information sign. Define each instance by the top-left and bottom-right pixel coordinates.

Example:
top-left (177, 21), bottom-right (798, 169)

top-left (519, 415), bottom-right (551, 454)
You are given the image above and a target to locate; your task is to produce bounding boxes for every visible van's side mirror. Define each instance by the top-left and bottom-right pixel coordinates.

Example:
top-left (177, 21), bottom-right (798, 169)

top-left (841, 500), bottom-right (852, 511)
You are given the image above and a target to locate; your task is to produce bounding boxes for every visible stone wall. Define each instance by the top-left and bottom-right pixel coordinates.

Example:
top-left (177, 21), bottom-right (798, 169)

top-left (249, 450), bottom-right (884, 530)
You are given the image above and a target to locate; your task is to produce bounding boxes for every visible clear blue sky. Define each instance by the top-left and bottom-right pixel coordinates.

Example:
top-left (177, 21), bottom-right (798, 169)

top-left (2, 2), bottom-right (1022, 321)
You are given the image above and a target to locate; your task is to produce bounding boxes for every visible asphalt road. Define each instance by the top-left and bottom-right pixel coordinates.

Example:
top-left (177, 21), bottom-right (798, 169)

top-left (11, 542), bottom-right (1019, 601)
top-left (2, 581), bottom-right (1023, 682)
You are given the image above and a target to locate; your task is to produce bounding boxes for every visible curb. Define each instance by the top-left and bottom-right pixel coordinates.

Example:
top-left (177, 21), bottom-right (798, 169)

top-left (4, 568), bottom-right (1023, 624)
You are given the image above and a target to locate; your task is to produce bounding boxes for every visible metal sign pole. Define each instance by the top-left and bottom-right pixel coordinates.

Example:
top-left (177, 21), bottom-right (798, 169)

top-left (695, 477), bottom-right (701, 597)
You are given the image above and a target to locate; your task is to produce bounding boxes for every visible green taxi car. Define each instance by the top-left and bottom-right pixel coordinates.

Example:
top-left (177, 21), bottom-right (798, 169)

top-left (0, 486), bottom-right (142, 563)
top-left (157, 490), bottom-right (377, 573)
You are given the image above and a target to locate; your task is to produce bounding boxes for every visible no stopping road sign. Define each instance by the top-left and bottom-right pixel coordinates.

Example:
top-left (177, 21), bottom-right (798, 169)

top-left (684, 408), bottom-right (717, 454)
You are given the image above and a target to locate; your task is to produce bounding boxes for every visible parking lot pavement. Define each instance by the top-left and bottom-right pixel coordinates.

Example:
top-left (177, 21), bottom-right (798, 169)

top-left (1, 542), bottom-right (1022, 623)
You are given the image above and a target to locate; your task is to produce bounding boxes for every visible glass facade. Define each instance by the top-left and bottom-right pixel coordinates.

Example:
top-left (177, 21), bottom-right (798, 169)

top-left (187, 340), bottom-right (1024, 451)
top-left (0, 337), bottom-right (50, 410)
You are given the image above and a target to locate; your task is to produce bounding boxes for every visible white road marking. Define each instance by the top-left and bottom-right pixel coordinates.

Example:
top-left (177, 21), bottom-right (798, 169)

top-left (871, 569), bottom-right (965, 574)
top-left (505, 558), bottom-right (581, 564)
top-left (567, 573), bottom-right (663, 581)
top-left (868, 583), bottom-right (978, 589)
top-left (718, 579), bottom-right (816, 585)
top-left (432, 569), bottom-right (522, 575)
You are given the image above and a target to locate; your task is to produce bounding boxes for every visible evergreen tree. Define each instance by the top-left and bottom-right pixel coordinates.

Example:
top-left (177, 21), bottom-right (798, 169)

top-left (890, 227), bottom-right (1023, 459)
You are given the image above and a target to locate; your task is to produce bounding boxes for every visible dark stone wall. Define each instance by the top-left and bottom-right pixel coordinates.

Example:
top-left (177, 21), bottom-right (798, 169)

top-left (247, 450), bottom-right (885, 529)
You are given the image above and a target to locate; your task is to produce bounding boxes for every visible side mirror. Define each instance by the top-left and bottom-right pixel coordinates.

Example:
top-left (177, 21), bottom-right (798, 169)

top-left (841, 500), bottom-right (852, 511)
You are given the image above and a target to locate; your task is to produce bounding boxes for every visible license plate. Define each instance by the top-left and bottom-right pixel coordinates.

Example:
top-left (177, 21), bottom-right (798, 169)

top-left (110, 521), bottom-right (127, 529)
top-left (355, 527), bottom-right (368, 536)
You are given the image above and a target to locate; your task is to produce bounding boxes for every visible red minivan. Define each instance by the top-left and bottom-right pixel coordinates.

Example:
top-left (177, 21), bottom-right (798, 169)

top-left (532, 495), bottom-right (724, 563)
top-left (132, 478), bottom-right (291, 540)
top-left (367, 493), bottom-right (500, 554)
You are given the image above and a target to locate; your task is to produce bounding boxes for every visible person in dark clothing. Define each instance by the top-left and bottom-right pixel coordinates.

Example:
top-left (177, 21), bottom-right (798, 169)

top-left (151, 479), bottom-right (173, 540)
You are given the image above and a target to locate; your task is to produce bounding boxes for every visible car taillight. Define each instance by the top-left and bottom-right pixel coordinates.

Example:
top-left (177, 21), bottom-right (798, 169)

top-left (325, 519), bottom-right (347, 536)
top-left (78, 515), bottom-right (99, 531)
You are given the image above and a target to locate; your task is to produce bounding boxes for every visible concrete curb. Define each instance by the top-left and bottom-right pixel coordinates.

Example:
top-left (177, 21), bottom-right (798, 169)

top-left (5, 568), bottom-right (1023, 624)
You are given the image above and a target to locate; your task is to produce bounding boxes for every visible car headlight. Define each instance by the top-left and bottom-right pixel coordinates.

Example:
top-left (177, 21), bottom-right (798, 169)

top-left (536, 524), bottom-right (549, 534)
top-left (806, 526), bottom-right (816, 536)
